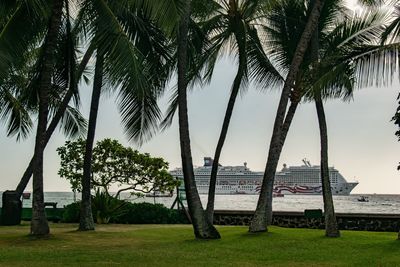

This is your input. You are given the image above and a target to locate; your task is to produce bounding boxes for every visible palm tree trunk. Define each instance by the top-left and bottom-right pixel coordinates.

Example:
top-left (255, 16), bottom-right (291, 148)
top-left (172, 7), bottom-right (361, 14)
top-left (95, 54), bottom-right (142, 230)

top-left (177, 0), bottom-right (220, 239)
top-left (78, 53), bottom-right (104, 231)
top-left (315, 95), bottom-right (340, 237)
top-left (255, 100), bottom-right (299, 229)
top-left (249, 0), bottom-right (325, 233)
top-left (309, 18), bottom-right (339, 237)
top-left (31, 0), bottom-right (64, 236)
top-left (15, 45), bottom-right (95, 198)
top-left (206, 30), bottom-right (246, 224)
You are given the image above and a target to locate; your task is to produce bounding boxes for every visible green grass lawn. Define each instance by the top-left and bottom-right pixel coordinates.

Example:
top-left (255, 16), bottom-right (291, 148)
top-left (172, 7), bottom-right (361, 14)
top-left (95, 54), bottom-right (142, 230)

top-left (0, 223), bottom-right (399, 266)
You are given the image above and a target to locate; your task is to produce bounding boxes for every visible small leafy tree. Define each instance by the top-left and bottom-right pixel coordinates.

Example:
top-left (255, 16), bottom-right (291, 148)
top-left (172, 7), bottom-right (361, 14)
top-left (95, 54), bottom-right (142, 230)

top-left (57, 138), bottom-right (179, 197)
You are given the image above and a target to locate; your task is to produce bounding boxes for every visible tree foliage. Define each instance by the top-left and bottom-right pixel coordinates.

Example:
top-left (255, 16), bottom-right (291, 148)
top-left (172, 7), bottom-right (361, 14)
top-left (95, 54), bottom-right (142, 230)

top-left (57, 138), bottom-right (179, 197)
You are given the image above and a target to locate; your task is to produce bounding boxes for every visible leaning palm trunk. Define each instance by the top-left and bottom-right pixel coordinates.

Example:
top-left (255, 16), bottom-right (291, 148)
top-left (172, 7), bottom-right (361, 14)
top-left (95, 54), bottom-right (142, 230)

top-left (177, 0), bottom-right (220, 239)
top-left (31, 0), bottom-right (64, 236)
top-left (315, 94), bottom-right (340, 237)
top-left (252, 100), bottom-right (299, 229)
top-left (79, 53), bottom-right (104, 231)
top-left (15, 46), bottom-right (94, 198)
top-left (206, 31), bottom-right (247, 224)
top-left (249, 0), bottom-right (326, 233)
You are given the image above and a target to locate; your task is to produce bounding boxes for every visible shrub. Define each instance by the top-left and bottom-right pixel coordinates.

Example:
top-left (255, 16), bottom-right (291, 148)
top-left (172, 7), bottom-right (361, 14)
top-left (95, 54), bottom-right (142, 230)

top-left (62, 202), bottom-right (80, 223)
top-left (62, 200), bottom-right (189, 224)
top-left (113, 202), bottom-right (189, 224)
top-left (92, 190), bottom-right (127, 224)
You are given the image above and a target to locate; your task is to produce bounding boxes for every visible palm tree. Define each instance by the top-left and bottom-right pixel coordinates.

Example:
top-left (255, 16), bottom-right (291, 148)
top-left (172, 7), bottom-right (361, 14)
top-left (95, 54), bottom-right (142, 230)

top-left (30, 0), bottom-right (65, 236)
top-left (309, 8), bottom-right (394, 236)
top-left (0, 0), bottom-right (69, 236)
top-left (250, 0), bottom-right (391, 234)
top-left (0, 0), bottom-right (88, 227)
top-left (74, 0), bottom-right (174, 230)
top-left (193, 0), bottom-right (283, 224)
top-left (176, 0), bottom-right (221, 239)
top-left (250, 0), bottom-right (327, 233)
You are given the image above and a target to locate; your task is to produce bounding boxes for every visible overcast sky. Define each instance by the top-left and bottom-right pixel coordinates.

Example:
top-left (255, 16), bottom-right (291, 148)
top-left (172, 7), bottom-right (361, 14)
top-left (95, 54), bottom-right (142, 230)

top-left (1, 1), bottom-right (399, 194)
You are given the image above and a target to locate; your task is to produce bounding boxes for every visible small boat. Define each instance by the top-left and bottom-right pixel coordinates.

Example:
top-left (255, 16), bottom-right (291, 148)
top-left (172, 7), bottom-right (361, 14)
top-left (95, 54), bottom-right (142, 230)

top-left (273, 193), bottom-right (284, 197)
top-left (357, 196), bottom-right (369, 202)
top-left (145, 191), bottom-right (173, 198)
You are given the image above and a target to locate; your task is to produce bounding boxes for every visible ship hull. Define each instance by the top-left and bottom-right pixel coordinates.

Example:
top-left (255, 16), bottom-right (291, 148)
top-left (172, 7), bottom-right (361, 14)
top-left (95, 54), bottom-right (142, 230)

top-left (195, 182), bottom-right (358, 196)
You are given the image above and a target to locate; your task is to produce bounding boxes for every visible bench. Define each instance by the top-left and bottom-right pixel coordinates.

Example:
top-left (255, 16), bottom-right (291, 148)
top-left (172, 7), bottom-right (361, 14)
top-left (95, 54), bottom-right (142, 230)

top-left (44, 202), bottom-right (57, 209)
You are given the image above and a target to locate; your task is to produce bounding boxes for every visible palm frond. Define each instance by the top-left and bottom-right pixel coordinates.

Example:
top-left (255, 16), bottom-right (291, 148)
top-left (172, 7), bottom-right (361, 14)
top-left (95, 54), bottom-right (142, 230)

top-left (382, 5), bottom-right (400, 43)
top-left (0, 0), bottom-right (49, 81)
top-left (160, 87), bottom-right (178, 131)
top-left (247, 26), bottom-right (283, 90)
top-left (59, 105), bottom-right (87, 139)
top-left (0, 87), bottom-right (33, 140)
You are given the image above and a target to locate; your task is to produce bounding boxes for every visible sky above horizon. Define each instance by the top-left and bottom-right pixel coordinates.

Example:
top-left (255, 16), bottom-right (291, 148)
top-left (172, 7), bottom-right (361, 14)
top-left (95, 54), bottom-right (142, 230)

top-left (0, 1), bottom-right (399, 194)
top-left (1, 55), bottom-right (399, 194)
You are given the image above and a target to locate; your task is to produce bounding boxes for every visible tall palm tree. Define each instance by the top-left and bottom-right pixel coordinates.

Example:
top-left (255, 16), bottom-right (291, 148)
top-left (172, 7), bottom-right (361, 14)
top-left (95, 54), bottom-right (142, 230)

top-left (160, 0), bottom-right (282, 225)
top-left (0, 0), bottom-right (88, 228)
top-left (250, 0), bottom-right (326, 233)
top-left (30, 0), bottom-right (64, 236)
top-left (250, 0), bottom-right (391, 234)
top-left (74, 0), bottom-right (174, 230)
top-left (194, 0), bottom-right (283, 224)
top-left (308, 8), bottom-right (394, 236)
top-left (176, 0), bottom-right (221, 239)
top-left (1, 0), bottom-right (69, 236)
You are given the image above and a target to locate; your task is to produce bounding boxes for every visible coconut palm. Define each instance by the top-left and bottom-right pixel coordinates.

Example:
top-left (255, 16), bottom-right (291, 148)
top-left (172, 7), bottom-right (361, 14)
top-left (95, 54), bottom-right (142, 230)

top-left (0, 0), bottom-right (68, 236)
top-left (74, 0), bottom-right (174, 230)
top-left (29, 0), bottom-right (64, 236)
top-left (188, 0), bottom-right (283, 224)
top-left (176, 0), bottom-right (221, 239)
top-left (161, 0), bottom-right (282, 225)
top-left (250, 0), bottom-right (327, 233)
top-left (0, 0), bottom-right (89, 232)
top-left (250, 0), bottom-right (392, 234)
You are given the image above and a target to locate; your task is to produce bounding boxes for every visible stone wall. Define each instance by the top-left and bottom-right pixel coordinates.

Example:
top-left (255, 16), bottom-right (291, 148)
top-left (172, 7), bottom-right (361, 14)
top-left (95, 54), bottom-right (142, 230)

top-left (213, 210), bottom-right (400, 232)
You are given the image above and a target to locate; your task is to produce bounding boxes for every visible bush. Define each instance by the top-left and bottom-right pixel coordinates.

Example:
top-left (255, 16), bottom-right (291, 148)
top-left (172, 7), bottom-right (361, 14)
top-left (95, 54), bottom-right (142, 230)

top-left (114, 202), bottom-right (188, 224)
top-left (92, 190), bottom-right (127, 224)
top-left (62, 200), bottom-right (189, 224)
top-left (62, 202), bottom-right (80, 223)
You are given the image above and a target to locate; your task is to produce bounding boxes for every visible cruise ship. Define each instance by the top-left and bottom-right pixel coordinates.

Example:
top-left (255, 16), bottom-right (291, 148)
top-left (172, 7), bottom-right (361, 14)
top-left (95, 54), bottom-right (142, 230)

top-left (169, 157), bottom-right (358, 195)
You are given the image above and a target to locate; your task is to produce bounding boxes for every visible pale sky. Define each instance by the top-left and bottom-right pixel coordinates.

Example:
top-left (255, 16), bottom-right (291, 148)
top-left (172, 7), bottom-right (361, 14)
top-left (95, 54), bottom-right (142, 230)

top-left (0, 55), bottom-right (399, 193)
top-left (0, 1), bottom-right (399, 194)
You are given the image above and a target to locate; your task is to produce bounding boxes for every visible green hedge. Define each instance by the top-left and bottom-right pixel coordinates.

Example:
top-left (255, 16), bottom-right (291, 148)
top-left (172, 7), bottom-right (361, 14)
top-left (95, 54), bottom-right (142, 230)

top-left (62, 201), bottom-right (189, 224)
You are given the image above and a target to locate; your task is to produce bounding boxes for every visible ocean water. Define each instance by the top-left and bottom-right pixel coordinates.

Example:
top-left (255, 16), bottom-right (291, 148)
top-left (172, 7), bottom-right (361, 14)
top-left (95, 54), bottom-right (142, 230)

top-left (1, 192), bottom-right (400, 214)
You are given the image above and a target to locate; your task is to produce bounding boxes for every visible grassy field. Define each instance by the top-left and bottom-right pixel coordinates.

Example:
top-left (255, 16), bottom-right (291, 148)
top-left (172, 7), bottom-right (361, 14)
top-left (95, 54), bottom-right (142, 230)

top-left (0, 223), bottom-right (399, 266)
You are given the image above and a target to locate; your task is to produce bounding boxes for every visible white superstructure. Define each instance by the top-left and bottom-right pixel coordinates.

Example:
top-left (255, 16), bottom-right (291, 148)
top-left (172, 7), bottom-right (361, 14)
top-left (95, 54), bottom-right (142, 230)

top-left (169, 157), bottom-right (358, 195)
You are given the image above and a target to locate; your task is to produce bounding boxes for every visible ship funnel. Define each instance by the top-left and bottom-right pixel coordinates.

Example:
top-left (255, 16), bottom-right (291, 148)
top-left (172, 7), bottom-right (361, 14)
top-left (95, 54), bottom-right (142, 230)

top-left (204, 157), bottom-right (213, 167)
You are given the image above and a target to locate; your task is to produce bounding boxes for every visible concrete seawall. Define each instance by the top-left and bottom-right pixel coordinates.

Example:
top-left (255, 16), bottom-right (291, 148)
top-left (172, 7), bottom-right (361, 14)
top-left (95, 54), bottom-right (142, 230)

top-left (213, 210), bottom-right (400, 232)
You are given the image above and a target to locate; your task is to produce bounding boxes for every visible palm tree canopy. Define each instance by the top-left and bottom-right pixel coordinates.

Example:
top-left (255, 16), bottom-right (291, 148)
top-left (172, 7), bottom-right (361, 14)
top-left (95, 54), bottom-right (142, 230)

top-left (161, 0), bottom-right (283, 129)
top-left (0, 0), bottom-right (87, 140)
top-left (262, 0), bottom-right (395, 102)
top-left (75, 0), bottom-right (179, 144)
